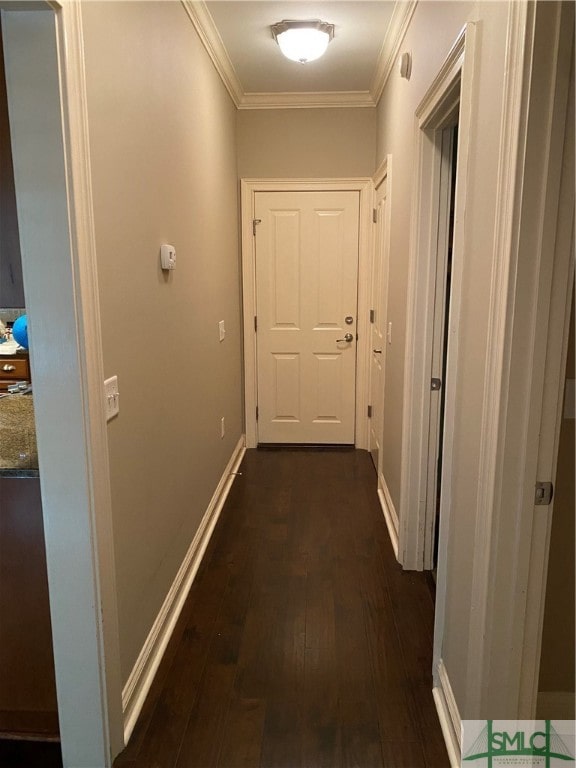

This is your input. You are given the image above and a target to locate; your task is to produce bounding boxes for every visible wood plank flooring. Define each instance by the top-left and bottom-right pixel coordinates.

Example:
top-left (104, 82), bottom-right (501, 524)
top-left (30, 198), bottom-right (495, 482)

top-left (1, 449), bottom-right (447, 767)
top-left (115, 448), bottom-right (448, 768)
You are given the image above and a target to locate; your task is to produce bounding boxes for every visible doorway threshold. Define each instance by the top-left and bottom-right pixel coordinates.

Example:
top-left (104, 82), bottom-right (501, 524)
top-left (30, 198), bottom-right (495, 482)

top-left (257, 443), bottom-right (355, 451)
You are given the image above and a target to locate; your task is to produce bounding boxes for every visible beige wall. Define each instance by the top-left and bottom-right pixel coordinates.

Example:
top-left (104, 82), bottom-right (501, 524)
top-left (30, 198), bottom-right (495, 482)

top-left (376, 0), bottom-right (526, 713)
top-left (237, 107), bottom-right (376, 178)
top-left (376, 1), bottom-right (472, 513)
top-left (83, 2), bottom-right (242, 682)
top-left (539, 291), bottom-right (575, 696)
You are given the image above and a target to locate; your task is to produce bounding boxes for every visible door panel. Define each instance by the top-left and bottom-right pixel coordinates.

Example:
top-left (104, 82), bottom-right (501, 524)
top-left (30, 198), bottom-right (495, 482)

top-left (255, 191), bottom-right (359, 444)
top-left (369, 177), bottom-right (389, 470)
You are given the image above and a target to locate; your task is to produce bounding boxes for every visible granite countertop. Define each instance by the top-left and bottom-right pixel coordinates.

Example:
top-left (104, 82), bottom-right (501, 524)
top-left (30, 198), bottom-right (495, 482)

top-left (0, 468), bottom-right (39, 478)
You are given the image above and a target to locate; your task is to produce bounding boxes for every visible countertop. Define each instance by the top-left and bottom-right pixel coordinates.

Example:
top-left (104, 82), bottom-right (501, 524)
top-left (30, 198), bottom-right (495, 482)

top-left (0, 468), bottom-right (39, 478)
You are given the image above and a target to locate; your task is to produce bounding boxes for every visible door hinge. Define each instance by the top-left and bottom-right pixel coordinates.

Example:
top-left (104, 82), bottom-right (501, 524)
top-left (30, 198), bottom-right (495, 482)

top-left (256, 406), bottom-right (259, 421)
top-left (252, 218), bottom-right (261, 236)
top-left (367, 405), bottom-right (372, 418)
top-left (370, 308), bottom-right (375, 323)
top-left (535, 481), bottom-right (553, 506)
top-left (254, 316), bottom-right (258, 332)
top-left (372, 208), bottom-right (378, 224)
top-left (431, 378), bottom-right (442, 391)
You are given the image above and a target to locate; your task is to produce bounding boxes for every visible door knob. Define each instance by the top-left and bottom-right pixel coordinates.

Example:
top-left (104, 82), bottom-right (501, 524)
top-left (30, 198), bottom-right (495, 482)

top-left (337, 333), bottom-right (354, 343)
top-left (373, 349), bottom-right (382, 354)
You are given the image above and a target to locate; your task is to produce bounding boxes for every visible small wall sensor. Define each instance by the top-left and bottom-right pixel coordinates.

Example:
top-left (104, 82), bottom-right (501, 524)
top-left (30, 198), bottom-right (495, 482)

top-left (399, 51), bottom-right (412, 80)
top-left (160, 244), bottom-right (176, 271)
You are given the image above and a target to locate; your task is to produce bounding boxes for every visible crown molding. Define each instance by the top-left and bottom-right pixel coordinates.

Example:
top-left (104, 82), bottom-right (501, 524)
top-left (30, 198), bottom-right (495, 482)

top-left (239, 91), bottom-right (376, 110)
top-left (370, 0), bottom-right (418, 104)
top-left (183, 0), bottom-right (418, 111)
top-left (181, 0), bottom-right (243, 107)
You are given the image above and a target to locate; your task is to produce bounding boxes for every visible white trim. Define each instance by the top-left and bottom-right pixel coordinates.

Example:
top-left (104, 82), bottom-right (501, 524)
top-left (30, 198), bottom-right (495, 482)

top-left (536, 692), bottom-right (576, 719)
top-left (241, 178), bottom-right (373, 450)
top-left (122, 436), bottom-right (246, 743)
top-left (370, 0), bottom-right (418, 105)
top-left (416, 28), bottom-right (466, 127)
top-left (373, 156), bottom-right (389, 191)
top-left (517, 9), bottom-right (574, 719)
top-left (239, 91), bottom-right (375, 110)
top-left (181, 0), bottom-right (417, 111)
top-left (181, 0), bottom-right (243, 108)
top-left (377, 477), bottom-right (399, 560)
top-left (432, 659), bottom-right (461, 768)
top-left (466, 1), bottom-right (574, 718)
top-left (2, 5), bottom-right (123, 765)
top-left (400, 25), bottom-right (472, 571)
top-left (432, 20), bottom-right (479, 703)
top-left (53, 2), bottom-right (125, 754)
top-left (465, 2), bottom-right (533, 714)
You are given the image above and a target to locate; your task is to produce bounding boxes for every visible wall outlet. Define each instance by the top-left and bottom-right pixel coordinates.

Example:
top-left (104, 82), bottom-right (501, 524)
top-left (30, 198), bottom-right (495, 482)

top-left (219, 320), bottom-right (225, 342)
top-left (220, 416), bottom-right (225, 439)
top-left (104, 376), bottom-right (119, 421)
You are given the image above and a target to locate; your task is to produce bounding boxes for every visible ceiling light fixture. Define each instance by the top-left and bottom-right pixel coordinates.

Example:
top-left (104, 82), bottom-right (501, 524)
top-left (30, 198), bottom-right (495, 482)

top-left (271, 20), bottom-right (334, 64)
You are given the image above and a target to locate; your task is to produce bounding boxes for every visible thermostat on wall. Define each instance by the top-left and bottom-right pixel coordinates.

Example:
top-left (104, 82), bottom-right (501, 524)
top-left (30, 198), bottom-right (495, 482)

top-left (160, 244), bottom-right (176, 271)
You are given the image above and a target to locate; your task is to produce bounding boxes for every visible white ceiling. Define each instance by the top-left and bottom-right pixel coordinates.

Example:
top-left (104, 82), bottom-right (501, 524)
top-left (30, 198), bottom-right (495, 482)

top-left (204, 1), bottom-right (396, 95)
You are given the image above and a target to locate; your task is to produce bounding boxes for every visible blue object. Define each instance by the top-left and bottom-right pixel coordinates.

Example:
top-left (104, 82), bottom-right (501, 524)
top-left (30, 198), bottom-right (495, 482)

top-left (12, 314), bottom-right (28, 349)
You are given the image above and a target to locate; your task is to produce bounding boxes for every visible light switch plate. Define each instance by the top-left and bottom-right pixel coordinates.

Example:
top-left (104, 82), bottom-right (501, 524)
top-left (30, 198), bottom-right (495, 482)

top-left (104, 375), bottom-right (119, 421)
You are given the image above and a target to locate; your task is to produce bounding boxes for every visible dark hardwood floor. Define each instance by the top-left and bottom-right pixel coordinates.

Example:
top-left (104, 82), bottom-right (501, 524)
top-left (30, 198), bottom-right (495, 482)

top-left (1, 449), bottom-right (448, 768)
top-left (115, 448), bottom-right (448, 768)
top-left (0, 738), bottom-right (62, 767)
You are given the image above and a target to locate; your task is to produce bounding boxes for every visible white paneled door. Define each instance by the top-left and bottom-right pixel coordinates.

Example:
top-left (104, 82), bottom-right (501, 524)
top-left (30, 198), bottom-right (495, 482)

top-left (254, 191), bottom-right (360, 444)
top-left (369, 175), bottom-right (389, 471)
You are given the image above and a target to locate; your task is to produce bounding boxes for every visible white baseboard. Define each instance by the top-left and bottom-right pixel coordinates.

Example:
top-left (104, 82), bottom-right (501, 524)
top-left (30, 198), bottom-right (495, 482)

top-left (377, 473), bottom-right (399, 560)
top-left (432, 659), bottom-right (461, 768)
top-left (537, 690), bottom-right (575, 718)
top-left (121, 435), bottom-right (246, 743)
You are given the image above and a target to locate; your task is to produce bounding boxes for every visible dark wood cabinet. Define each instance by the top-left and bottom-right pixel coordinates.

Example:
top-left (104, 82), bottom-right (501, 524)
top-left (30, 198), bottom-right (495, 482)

top-left (0, 353), bottom-right (30, 391)
top-left (0, 477), bottom-right (59, 740)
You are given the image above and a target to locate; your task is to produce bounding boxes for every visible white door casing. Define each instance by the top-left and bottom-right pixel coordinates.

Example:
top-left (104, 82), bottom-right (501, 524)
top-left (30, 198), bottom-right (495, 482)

top-left (431, 0), bottom-right (574, 731)
top-left (371, 158), bottom-right (400, 556)
top-left (254, 191), bottom-right (359, 444)
top-left (369, 176), bottom-right (388, 467)
top-left (401, 26), bottom-right (469, 573)
top-left (241, 179), bottom-right (373, 451)
top-left (2, 5), bottom-right (123, 766)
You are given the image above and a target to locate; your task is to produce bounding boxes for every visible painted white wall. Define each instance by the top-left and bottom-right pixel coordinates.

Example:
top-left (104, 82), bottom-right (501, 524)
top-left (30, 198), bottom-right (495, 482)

top-left (82, 1), bottom-right (243, 683)
top-left (237, 107), bottom-right (376, 178)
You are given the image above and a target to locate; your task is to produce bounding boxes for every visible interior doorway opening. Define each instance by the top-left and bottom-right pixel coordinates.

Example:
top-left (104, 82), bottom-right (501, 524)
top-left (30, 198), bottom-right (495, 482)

top-left (431, 123), bottom-right (459, 571)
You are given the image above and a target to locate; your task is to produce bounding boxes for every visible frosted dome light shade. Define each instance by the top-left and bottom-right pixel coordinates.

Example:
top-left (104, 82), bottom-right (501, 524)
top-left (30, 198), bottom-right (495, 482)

top-left (277, 28), bottom-right (329, 63)
top-left (272, 21), bottom-right (334, 64)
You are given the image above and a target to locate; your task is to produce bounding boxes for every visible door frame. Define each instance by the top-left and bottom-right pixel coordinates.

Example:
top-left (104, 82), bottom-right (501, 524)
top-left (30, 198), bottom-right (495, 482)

top-left (400, 24), bottom-right (474, 570)
top-left (430, 3), bottom-right (574, 750)
top-left (371, 157), bottom-right (397, 553)
top-left (2, 4), bottom-right (123, 765)
top-left (464, 0), bottom-right (575, 718)
top-left (240, 178), bottom-right (373, 449)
